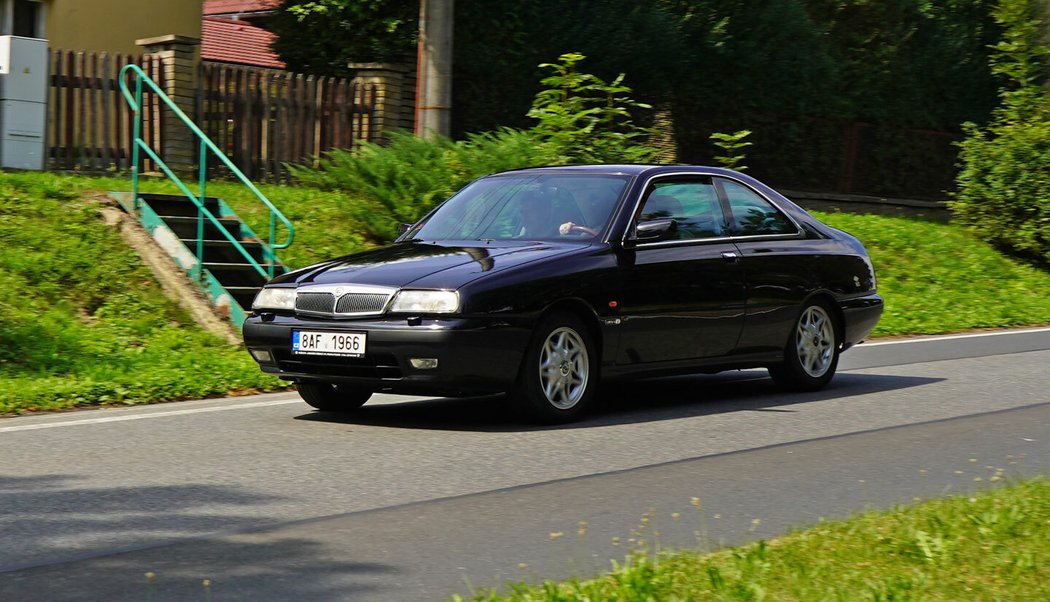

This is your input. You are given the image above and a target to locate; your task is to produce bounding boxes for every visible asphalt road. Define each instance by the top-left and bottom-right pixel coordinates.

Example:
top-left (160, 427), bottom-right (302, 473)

top-left (1, 327), bottom-right (1049, 601)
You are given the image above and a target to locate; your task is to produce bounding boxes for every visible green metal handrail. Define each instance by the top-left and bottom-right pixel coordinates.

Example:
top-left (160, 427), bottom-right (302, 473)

top-left (118, 64), bottom-right (293, 280)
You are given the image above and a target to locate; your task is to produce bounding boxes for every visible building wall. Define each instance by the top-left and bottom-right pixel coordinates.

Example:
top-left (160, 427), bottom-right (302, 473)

top-left (44, 0), bottom-right (203, 54)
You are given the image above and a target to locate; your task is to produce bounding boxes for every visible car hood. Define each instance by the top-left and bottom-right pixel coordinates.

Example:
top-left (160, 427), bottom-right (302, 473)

top-left (272, 240), bottom-right (589, 289)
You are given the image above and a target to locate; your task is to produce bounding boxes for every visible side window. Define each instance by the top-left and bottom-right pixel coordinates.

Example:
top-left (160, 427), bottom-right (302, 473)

top-left (638, 180), bottom-right (727, 241)
top-left (719, 180), bottom-right (797, 236)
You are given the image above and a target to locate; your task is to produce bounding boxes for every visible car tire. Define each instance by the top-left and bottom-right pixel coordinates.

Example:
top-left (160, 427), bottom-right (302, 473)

top-left (297, 382), bottom-right (373, 412)
top-left (512, 312), bottom-right (598, 424)
top-left (769, 300), bottom-right (840, 391)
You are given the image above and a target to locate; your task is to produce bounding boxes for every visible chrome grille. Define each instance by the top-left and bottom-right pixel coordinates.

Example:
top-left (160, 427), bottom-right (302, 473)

top-left (335, 293), bottom-right (389, 314)
top-left (294, 285), bottom-right (395, 317)
top-left (295, 292), bottom-right (335, 313)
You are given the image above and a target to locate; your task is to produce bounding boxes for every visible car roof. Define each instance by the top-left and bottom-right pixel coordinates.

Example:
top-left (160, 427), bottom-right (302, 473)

top-left (488, 164), bottom-right (749, 178)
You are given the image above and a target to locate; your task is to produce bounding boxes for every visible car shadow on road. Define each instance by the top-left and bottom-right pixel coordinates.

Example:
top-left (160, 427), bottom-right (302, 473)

top-left (294, 371), bottom-right (944, 433)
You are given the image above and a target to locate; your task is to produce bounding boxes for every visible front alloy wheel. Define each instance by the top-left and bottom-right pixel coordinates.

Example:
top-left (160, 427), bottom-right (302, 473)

top-left (769, 301), bottom-right (839, 391)
top-left (514, 312), bottom-right (598, 423)
top-left (538, 326), bottom-right (591, 410)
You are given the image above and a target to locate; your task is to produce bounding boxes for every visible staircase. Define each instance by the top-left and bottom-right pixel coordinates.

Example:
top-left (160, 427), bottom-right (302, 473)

top-left (115, 64), bottom-right (293, 329)
top-left (113, 192), bottom-right (289, 326)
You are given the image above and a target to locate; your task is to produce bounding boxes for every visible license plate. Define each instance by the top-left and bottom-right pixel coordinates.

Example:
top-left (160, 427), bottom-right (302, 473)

top-left (292, 330), bottom-right (367, 357)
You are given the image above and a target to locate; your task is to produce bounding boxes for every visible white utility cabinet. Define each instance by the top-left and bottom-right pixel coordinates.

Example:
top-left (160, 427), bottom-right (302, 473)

top-left (0, 35), bottom-right (47, 170)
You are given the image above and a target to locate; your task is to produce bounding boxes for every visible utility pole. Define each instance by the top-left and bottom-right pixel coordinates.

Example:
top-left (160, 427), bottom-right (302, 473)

top-left (414, 0), bottom-right (453, 139)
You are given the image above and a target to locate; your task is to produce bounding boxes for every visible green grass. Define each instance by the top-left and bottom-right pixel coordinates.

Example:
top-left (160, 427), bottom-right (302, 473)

top-left (2, 170), bottom-right (1050, 413)
top-left (461, 477), bottom-right (1050, 601)
top-left (0, 172), bottom-right (287, 414)
top-left (817, 212), bottom-right (1050, 337)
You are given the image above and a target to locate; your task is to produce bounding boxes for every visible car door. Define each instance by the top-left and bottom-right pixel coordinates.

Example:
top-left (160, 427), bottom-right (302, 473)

top-left (614, 176), bottom-right (746, 364)
top-left (715, 177), bottom-right (815, 354)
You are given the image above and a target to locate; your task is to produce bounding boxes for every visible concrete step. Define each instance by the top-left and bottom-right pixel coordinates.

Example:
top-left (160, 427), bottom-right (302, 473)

top-left (160, 215), bottom-right (242, 240)
top-left (201, 262), bottom-right (270, 288)
top-left (139, 193), bottom-right (222, 218)
top-left (181, 238), bottom-right (266, 263)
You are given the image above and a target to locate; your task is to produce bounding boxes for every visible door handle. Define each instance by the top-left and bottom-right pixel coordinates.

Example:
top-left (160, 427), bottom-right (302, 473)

top-left (721, 251), bottom-right (740, 263)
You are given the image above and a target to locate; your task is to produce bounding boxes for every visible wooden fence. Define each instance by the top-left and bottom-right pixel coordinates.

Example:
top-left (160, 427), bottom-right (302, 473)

top-left (45, 51), bottom-right (378, 179)
top-left (46, 50), bottom-right (166, 173)
top-left (196, 63), bottom-right (378, 182)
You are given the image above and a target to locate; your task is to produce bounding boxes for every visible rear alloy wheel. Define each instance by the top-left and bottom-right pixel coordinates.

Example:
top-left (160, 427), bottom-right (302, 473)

top-left (513, 312), bottom-right (598, 423)
top-left (769, 301), bottom-right (839, 391)
top-left (296, 382), bottom-right (373, 412)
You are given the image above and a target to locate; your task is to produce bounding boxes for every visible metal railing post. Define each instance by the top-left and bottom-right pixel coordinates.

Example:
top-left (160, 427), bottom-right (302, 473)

top-left (131, 78), bottom-right (143, 212)
top-left (268, 213), bottom-right (276, 279)
top-left (196, 142), bottom-right (208, 281)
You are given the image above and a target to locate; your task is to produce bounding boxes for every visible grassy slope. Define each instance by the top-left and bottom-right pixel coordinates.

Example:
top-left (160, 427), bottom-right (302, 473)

top-left (0, 173), bottom-right (286, 414)
top-left (818, 212), bottom-right (1050, 337)
top-left (2, 171), bottom-right (1050, 413)
top-left (464, 477), bottom-right (1049, 601)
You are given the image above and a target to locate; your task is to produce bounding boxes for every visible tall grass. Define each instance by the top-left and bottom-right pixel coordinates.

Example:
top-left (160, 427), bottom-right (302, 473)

top-left (463, 477), bottom-right (1050, 601)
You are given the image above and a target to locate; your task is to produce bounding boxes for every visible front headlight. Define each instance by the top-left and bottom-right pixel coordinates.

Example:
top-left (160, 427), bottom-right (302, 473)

top-left (388, 290), bottom-right (459, 314)
top-left (252, 287), bottom-right (296, 311)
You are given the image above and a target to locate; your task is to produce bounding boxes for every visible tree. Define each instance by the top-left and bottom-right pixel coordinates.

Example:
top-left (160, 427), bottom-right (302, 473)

top-left (270, 0), bottom-right (1005, 198)
top-left (269, 0), bottom-right (417, 75)
top-left (270, 0), bottom-right (688, 135)
top-left (952, 0), bottom-right (1050, 264)
top-left (804, 0), bottom-right (999, 128)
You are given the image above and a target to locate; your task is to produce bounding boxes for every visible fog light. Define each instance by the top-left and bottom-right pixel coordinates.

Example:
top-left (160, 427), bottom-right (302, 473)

top-left (250, 349), bottom-right (274, 363)
top-left (409, 358), bottom-right (439, 370)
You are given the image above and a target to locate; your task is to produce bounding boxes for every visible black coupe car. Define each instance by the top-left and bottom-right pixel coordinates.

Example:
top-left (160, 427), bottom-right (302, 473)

top-left (244, 165), bottom-right (882, 422)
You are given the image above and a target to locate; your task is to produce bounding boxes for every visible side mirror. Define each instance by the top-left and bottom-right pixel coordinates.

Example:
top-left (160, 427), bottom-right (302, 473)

top-left (633, 218), bottom-right (678, 243)
top-left (395, 223), bottom-right (414, 237)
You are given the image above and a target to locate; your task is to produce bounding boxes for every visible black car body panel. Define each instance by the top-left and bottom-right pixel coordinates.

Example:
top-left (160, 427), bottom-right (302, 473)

top-left (244, 165), bottom-right (883, 398)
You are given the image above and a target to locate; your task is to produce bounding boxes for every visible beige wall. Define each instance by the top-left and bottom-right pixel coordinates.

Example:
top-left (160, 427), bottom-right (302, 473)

top-left (45, 0), bottom-right (203, 55)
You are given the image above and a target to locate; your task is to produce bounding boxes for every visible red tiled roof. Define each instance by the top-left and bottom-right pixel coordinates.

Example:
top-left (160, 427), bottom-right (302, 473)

top-left (203, 0), bottom-right (281, 17)
top-left (201, 17), bottom-right (286, 69)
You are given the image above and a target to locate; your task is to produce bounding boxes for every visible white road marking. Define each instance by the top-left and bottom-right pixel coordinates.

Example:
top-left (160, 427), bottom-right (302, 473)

top-left (0, 398), bottom-right (302, 433)
top-left (859, 327), bottom-right (1050, 347)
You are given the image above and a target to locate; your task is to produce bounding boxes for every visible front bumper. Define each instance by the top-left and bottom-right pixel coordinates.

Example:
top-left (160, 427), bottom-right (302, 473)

top-left (243, 314), bottom-right (532, 396)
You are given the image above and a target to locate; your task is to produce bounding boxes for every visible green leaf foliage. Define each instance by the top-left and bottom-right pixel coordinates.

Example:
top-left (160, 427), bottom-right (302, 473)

top-left (951, 0), bottom-right (1050, 264)
top-left (270, 0), bottom-right (417, 72)
top-left (709, 130), bottom-right (752, 171)
top-left (527, 53), bottom-right (660, 165)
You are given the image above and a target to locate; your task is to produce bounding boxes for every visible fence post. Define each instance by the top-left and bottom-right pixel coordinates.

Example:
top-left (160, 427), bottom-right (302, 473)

top-left (347, 62), bottom-right (414, 141)
top-left (136, 34), bottom-right (200, 173)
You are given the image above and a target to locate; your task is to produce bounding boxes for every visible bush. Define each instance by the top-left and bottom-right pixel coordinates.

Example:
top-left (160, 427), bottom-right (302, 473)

top-left (290, 128), bottom-right (558, 242)
top-left (951, 0), bottom-right (1050, 263)
top-left (527, 52), bottom-right (659, 164)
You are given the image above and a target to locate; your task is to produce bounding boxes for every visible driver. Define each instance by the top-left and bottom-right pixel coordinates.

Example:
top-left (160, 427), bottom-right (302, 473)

top-left (517, 188), bottom-right (597, 238)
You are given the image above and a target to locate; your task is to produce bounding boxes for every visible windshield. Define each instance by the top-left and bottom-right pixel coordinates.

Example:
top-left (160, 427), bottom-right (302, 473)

top-left (407, 174), bottom-right (631, 242)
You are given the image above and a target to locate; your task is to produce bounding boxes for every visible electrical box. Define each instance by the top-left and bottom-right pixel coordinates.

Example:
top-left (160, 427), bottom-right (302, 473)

top-left (0, 36), bottom-right (47, 170)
